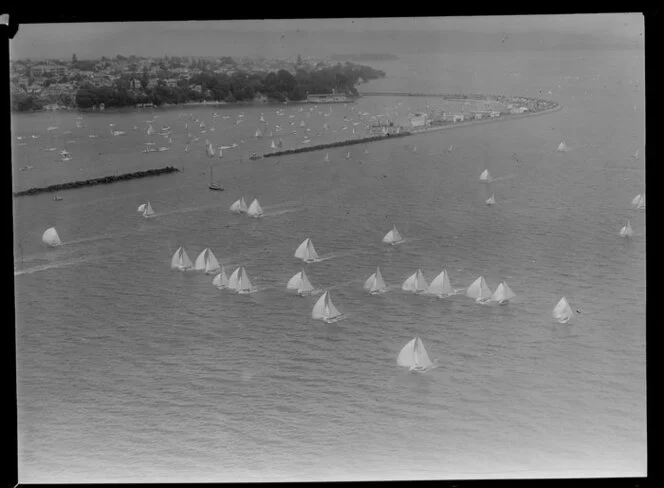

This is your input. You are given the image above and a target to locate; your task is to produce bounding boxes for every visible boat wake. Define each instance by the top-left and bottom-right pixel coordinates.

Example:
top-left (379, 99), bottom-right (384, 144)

top-left (14, 255), bottom-right (103, 276)
top-left (262, 207), bottom-right (303, 217)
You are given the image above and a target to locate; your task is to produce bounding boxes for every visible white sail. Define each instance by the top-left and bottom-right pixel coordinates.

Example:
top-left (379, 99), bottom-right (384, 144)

top-left (213, 266), bottom-right (229, 288)
top-left (397, 337), bottom-right (434, 370)
top-left (137, 203), bottom-right (146, 213)
top-left (237, 267), bottom-right (255, 294)
top-left (427, 269), bottom-right (455, 297)
top-left (382, 226), bottom-right (403, 244)
top-left (346, 152), bottom-right (351, 159)
top-left (194, 248), bottom-right (209, 270)
top-left (486, 194), bottom-right (495, 205)
top-left (402, 269), bottom-right (428, 293)
top-left (287, 271), bottom-right (303, 290)
top-left (143, 201), bottom-right (155, 217)
top-left (218, 147), bottom-right (223, 158)
top-left (466, 276), bottom-right (492, 302)
top-left (479, 169), bottom-right (492, 182)
top-left (42, 227), bottom-right (62, 247)
top-left (271, 140), bottom-right (277, 149)
top-left (557, 141), bottom-right (569, 152)
top-left (171, 247), bottom-right (193, 270)
top-left (553, 296), bottom-right (573, 323)
top-left (230, 198), bottom-right (248, 213)
top-left (490, 281), bottom-right (516, 304)
top-left (369, 266), bottom-right (387, 293)
top-left (147, 124), bottom-right (155, 135)
top-left (205, 251), bottom-right (220, 274)
top-left (312, 291), bottom-right (342, 321)
top-left (298, 269), bottom-right (315, 295)
top-left (227, 267), bottom-right (241, 290)
top-left (247, 199), bottom-right (263, 218)
top-left (207, 143), bottom-right (215, 158)
top-left (620, 219), bottom-right (634, 237)
top-left (324, 153), bottom-right (330, 162)
top-left (631, 193), bottom-right (645, 209)
top-left (364, 273), bottom-right (376, 291)
top-left (294, 238), bottom-right (319, 262)
top-left (255, 128), bottom-right (262, 138)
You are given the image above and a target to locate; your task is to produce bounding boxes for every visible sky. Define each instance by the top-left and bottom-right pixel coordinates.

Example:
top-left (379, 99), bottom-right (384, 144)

top-left (10, 14), bottom-right (644, 61)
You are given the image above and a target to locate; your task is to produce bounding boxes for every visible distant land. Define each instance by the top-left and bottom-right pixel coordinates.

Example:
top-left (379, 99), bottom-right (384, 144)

top-left (329, 53), bottom-right (399, 62)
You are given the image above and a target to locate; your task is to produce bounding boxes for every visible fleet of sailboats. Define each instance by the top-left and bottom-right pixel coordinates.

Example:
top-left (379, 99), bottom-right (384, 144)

top-left (397, 337), bottom-right (438, 373)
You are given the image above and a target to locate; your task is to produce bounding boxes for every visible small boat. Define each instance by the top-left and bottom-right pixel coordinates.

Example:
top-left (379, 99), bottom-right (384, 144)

top-left (42, 227), bottom-right (62, 247)
top-left (230, 197), bottom-right (248, 213)
top-left (486, 194), bottom-right (495, 206)
top-left (194, 248), bottom-right (221, 274)
top-left (397, 337), bottom-right (439, 373)
top-left (207, 143), bottom-right (215, 158)
top-left (53, 196), bottom-right (63, 201)
top-left (137, 203), bottom-right (147, 213)
top-left (287, 269), bottom-right (316, 296)
top-left (466, 276), bottom-right (492, 303)
top-left (402, 269), bottom-right (429, 294)
top-left (553, 296), bottom-right (573, 323)
top-left (247, 199), bottom-right (264, 218)
top-left (426, 269), bottom-right (456, 298)
top-left (619, 219), bottom-right (634, 238)
top-left (209, 165), bottom-right (223, 190)
top-left (171, 247), bottom-right (193, 271)
top-left (364, 266), bottom-right (388, 294)
top-left (345, 152), bottom-right (351, 160)
top-left (382, 225), bottom-right (404, 245)
top-left (312, 290), bottom-right (345, 323)
top-left (255, 128), bottom-right (263, 138)
top-left (212, 266), bottom-right (229, 289)
top-left (557, 140), bottom-right (569, 152)
top-left (631, 193), bottom-right (645, 209)
top-left (489, 281), bottom-right (516, 305)
top-left (479, 169), bottom-right (492, 183)
top-left (236, 267), bottom-right (257, 294)
top-left (142, 201), bottom-right (155, 218)
top-left (294, 238), bottom-right (320, 263)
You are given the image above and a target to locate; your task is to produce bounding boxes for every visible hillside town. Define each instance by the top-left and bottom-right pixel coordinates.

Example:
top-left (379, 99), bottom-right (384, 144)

top-left (10, 54), bottom-right (384, 112)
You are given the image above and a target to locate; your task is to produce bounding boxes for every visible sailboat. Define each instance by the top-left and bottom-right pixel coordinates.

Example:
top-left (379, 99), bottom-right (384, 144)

top-left (479, 169), bottom-right (492, 183)
top-left (137, 203), bottom-right (147, 213)
top-left (171, 247), bottom-right (193, 271)
top-left (632, 149), bottom-right (640, 159)
top-left (42, 227), bottom-right (62, 247)
top-left (397, 337), bottom-right (439, 373)
top-left (485, 194), bottom-right (495, 206)
top-left (324, 153), bottom-right (330, 162)
top-left (142, 201), bottom-right (155, 218)
top-left (364, 266), bottom-right (388, 294)
top-left (194, 248), bottom-right (221, 274)
top-left (553, 296), bottom-right (573, 323)
top-left (207, 143), bottom-right (215, 158)
top-left (230, 197), bottom-right (248, 213)
top-left (294, 238), bottom-right (320, 263)
top-left (212, 266), bottom-right (229, 289)
top-left (426, 269), bottom-right (456, 298)
top-left (382, 225), bottom-right (404, 245)
top-left (489, 281), bottom-right (516, 305)
top-left (466, 276), bottom-right (492, 303)
top-left (619, 219), bottom-right (634, 237)
top-left (236, 267), bottom-right (257, 294)
top-left (271, 139), bottom-right (277, 149)
top-left (227, 267), bottom-right (241, 291)
top-left (147, 124), bottom-right (155, 135)
top-left (557, 140), bottom-right (569, 152)
top-left (364, 147), bottom-right (369, 155)
top-left (311, 290), bottom-right (345, 323)
top-left (345, 151), bottom-right (351, 160)
top-left (631, 193), bottom-right (645, 209)
top-left (218, 147), bottom-right (223, 159)
top-left (402, 269), bottom-right (429, 294)
top-left (255, 128), bottom-right (263, 138)
top-left (247, 199), bottom-right (264, 218)
top-left (209, 166), bottom-right (223, 191)
top-left (287, 269), bottom-right (317, 296)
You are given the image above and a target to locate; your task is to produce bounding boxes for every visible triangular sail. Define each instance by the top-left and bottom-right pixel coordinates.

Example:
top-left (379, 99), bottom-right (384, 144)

top-left (238, 267), bottom-right (254, 292)
top-left (467, 276), bottom-right (491, 301)
top-left (295, 238), bottom-right (319, 262)
top-left (620, 219), bottom-right (634, 237)
top-left (247, 199), bottom-right (263, 217)
top-left (427, 269), bottom-right (454, 296)
top-left (143, 202), bottom-right (154, 217)
top-left (325, 292), bottom-right (342, 318)
top-left (213, 267), bottom-right (229, 288)
top-left (479, 169), bottom-right (492, 182)
top-left (205, 250), bottom-right (220, 274)
top-left (137, 203), bottom-right (146, 213)
top-left (371, 267), bottom-right (387, 292)
top-left (171, 247), bottom-right (192, 270)
top-left (312, 291), bottom-right (329, 319)
top-left (194, 248), bottom-right (209, 270)
top-left (298, 269), bottom-right (315, 294)
top-left (557, 141), bottom-right (568, 152)
top-left (402, 269), bottom-right (428, 293)
top-left (42, 227), bottom-right (61, 247)
top-left (383, 226), bottom-right (403, 244)
top-left (324, 153), bottom-right (329, 162)
top-left (397, 338), bottom-right (417, 367)
top-left (364, 273), bottom-right (377, 290)
top-left (287, 271), bottom-right (302, 290)
top-left (413, 337), bottom-right (433, 368)
top-left (490, 282), bottom-right (516, 303)
top-left (227, 267), bottom-right (241, 290)
top-left (553, 296), bottom-right (573, 323)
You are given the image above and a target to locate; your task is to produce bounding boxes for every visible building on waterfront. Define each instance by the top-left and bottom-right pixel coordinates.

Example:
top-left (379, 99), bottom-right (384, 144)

top-left (409, 113), bottom-right (429, 128)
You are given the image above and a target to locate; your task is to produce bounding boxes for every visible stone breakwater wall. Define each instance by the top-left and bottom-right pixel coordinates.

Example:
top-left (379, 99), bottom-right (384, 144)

top-left (14, 166), bottom-right (180, 197)
top-left (261, 131), bottom-right (411, 158)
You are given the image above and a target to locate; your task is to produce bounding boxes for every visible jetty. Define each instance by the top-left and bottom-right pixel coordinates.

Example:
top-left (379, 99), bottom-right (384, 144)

top-left (262, 132), bottom-right (410, 159)
top-left (13, 166), bottom-right (180, 197)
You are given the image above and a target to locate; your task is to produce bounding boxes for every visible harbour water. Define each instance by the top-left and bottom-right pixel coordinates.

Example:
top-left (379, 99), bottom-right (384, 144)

top-left (14, 47), bottom-right (645, 481)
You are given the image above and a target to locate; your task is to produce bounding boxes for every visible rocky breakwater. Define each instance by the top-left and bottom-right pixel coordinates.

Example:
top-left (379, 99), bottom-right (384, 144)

top-left (13, 166), bottom-right (180, 197)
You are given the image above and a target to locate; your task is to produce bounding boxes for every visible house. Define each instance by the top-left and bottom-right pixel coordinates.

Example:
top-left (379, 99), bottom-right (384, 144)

top-left (164, 78), bottom-right (179, 88)
top-left (191, 84), bottom-right (202, 93)
top-left (474, 113), bottom-right (483, 120)
top-left (254, 92), bottom-right (268, 103)
top-left (129, 78), bottom-right (142, 90)
top-left (443, 114), bottom-right (464, 123)
top-left (30, 64), bottom-right (68, 78)
top-left (489, 111), bottom-right (501, 118)
top-left (409, 113), bottom-right (429, 128)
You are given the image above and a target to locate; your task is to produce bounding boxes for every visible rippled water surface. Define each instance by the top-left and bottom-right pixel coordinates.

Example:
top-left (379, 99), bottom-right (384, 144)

top-left (14, 48), bottom-right (645, 482)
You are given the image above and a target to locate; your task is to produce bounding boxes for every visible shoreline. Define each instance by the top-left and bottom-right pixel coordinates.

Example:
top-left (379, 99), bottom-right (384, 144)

top-left (261, 94), bottom-right (560, 158)
top-left (13, 166), bottom-right (180, 197)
